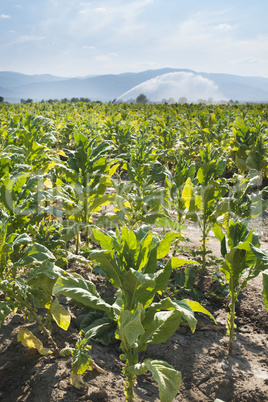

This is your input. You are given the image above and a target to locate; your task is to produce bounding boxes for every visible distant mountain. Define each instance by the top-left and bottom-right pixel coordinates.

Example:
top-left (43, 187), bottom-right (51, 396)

top-left (0, 71), bottom-right (68, 89)
top-left (0, 68), bottom-right (268, 103)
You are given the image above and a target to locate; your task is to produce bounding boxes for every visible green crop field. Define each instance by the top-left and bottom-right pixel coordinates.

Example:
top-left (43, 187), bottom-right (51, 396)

top-left (0, 100), bottom-right (268, 401)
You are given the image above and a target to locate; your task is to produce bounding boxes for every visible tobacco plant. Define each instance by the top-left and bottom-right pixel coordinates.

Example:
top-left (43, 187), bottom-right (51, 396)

top-left (164, 153), bottom-right (196, 250)
top-left (54, 225), bottom-right (214, 401)
top-left (217, 172), bottom-right (268, 222)
top-left (56, 133), bottom-right (118, 252)
top-left (213, 219), bottom-right (268, 353)
top-left (111, 139), bottom-right (169, 228)
top-left (0, 210), bottom-right (70, 352)
top-left (0, 239), bottom-right (70, 352)
top-left (191, 147), bottom-right (228, 270)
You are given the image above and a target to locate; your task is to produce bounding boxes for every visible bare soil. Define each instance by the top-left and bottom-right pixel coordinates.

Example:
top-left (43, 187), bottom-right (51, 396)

top-left (0, 222), bottom-right (267, 402)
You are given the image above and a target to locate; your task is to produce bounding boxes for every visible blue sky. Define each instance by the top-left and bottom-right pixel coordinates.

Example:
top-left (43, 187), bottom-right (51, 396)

top-left (0, 0), bottom-right (268, 77)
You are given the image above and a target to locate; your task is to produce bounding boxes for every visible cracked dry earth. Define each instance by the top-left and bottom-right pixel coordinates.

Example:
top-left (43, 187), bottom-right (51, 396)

top-left (0, 222), bottom-right (267, 402)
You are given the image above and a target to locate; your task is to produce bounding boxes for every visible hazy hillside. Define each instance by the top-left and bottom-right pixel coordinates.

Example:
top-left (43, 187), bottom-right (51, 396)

top-left (0, 68), bottom-right (268, 103)
top-left (0, 71), bottom-right (68, 89)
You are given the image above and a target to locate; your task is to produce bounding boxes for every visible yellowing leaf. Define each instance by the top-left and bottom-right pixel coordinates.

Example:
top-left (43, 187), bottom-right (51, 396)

top-left (17, 328), bottom-right (52, 355)
top-left (47, 161), bottom-right (56, 169)
top-left (107, 163), bottom-right (120, 178)
top-left (70, 373), bottom-right (85, 389)
top-left (43, 178), bottom-right (53, 189)
top-left (181, 177), bottom-right (193, 210)
top-left (183, 300), bottom-right (216, 323)
top-left (194, 194), bottom-right (202, 210)
top-left (170, 257), bottom-right (198, 268)
top-left (50, 299), bottom-right (71, 331)
top-left (58, 150), bottom-right (67, 157)
top-left (124, 200), bottom-right (131, 209)
top-left (56, 177), bottom-right (63, 186)
top-left (121, 162), bottom-right (128, 170)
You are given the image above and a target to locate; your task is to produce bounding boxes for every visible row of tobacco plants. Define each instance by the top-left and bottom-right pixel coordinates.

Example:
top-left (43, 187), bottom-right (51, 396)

top-left (1, 101), bottom-right (268, 401)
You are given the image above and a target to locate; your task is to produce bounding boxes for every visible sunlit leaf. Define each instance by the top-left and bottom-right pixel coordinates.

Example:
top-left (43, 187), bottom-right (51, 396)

top-left (17, 328), bottom-right (52, 356)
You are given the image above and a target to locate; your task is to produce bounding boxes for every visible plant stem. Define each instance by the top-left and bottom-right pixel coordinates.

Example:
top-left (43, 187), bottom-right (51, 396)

top-left (124, 361), bottom-right (136, 402)
top-left (122, 335), bottom-right (137, 401)
top-left (16, 294), bottom-right (59, 351)
top-left (201, 213), bottom-right (207, 271)
top-left (28, 305), bottom-right (59, 351)
top-left (172, 207), bottom-right (182, 257)
top-left (76, 232), bottom-right (80, 254)
top-left (227, 268), bottom-right (237, 354)
top-left (228, 293), bottom-right (236, 354)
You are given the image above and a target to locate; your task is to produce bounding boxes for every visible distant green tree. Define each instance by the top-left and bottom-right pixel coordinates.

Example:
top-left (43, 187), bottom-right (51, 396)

top-left (21, 98), bottom-right (33, 104)
top-left (0, 96), bottom-right (4, 103)
top-left (80, 97), bottom-right (91, 102)
top-left (136, 93), bottom-right (148, 104)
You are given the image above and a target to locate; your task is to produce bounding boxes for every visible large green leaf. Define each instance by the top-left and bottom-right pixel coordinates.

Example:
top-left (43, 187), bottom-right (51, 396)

top-left (156, 232), bottom-right (180, 259)
top-left (128, 359), bottom-right (181, 402)
top-left (89, 193), bottom-right (115, 213)
top-left (134, 231), bottom-right (154, 271)
top-left (250, 244), bottom-right (268, 265)
top-left (197, 163), bottom-right (211, 184)
top-left (222, 248), bottom-right (246, 287)
top-left (150, 298), bottom-right (197, 332)
top-left (27, 261), bottom-right (62, 307)
top-left (121, 268), bottom-right (155, 310)
top-left (143, 245), bottom-right (158, 274)
top-left (18, 243), bottom-right (55, 265)
top-left (146, 359), bottom-right (181, 402)
top-left (116, 305), bottom-right (145, 349)
top-left (213, 223), bottom-right (227, 257)
top-left (53, 273), bottom-right (114, 316)
top-left (90, 226), bottom-right (115, 250)
top-left (120, 226), bottom-right (139, 268)
top-left (139, 310), bottom-right (182, 350)
top-left (227, 220), bottom-right (250, 248)
top-left (81, 316), bottom-right (117, 345)
top-left (89, 250), bottom-right (122, 287)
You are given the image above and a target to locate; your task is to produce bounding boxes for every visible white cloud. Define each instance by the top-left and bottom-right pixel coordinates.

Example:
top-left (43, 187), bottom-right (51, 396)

top-left (1, 1), bottom-right (268, 78)
top-left (17, 35), bottom-right (46, 43)
top-left (214, 23), bottom-right (233, 31)
top-left (83, 45), bottom-right (96, 49)
top-left (229, 56), bottom-right (265, 65)
top-left (149, 7), bottom-right (268, 76)
top-left (74, 0), bottom-right (156, 40)
top-left (95, 52), bottom-right (118, 62)
top-left (157, 10), bottom-right (236, 51)
top-left (95, 55), bottom-right (109, 62)
top-left (1, 14), bottom-right (10, 19)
